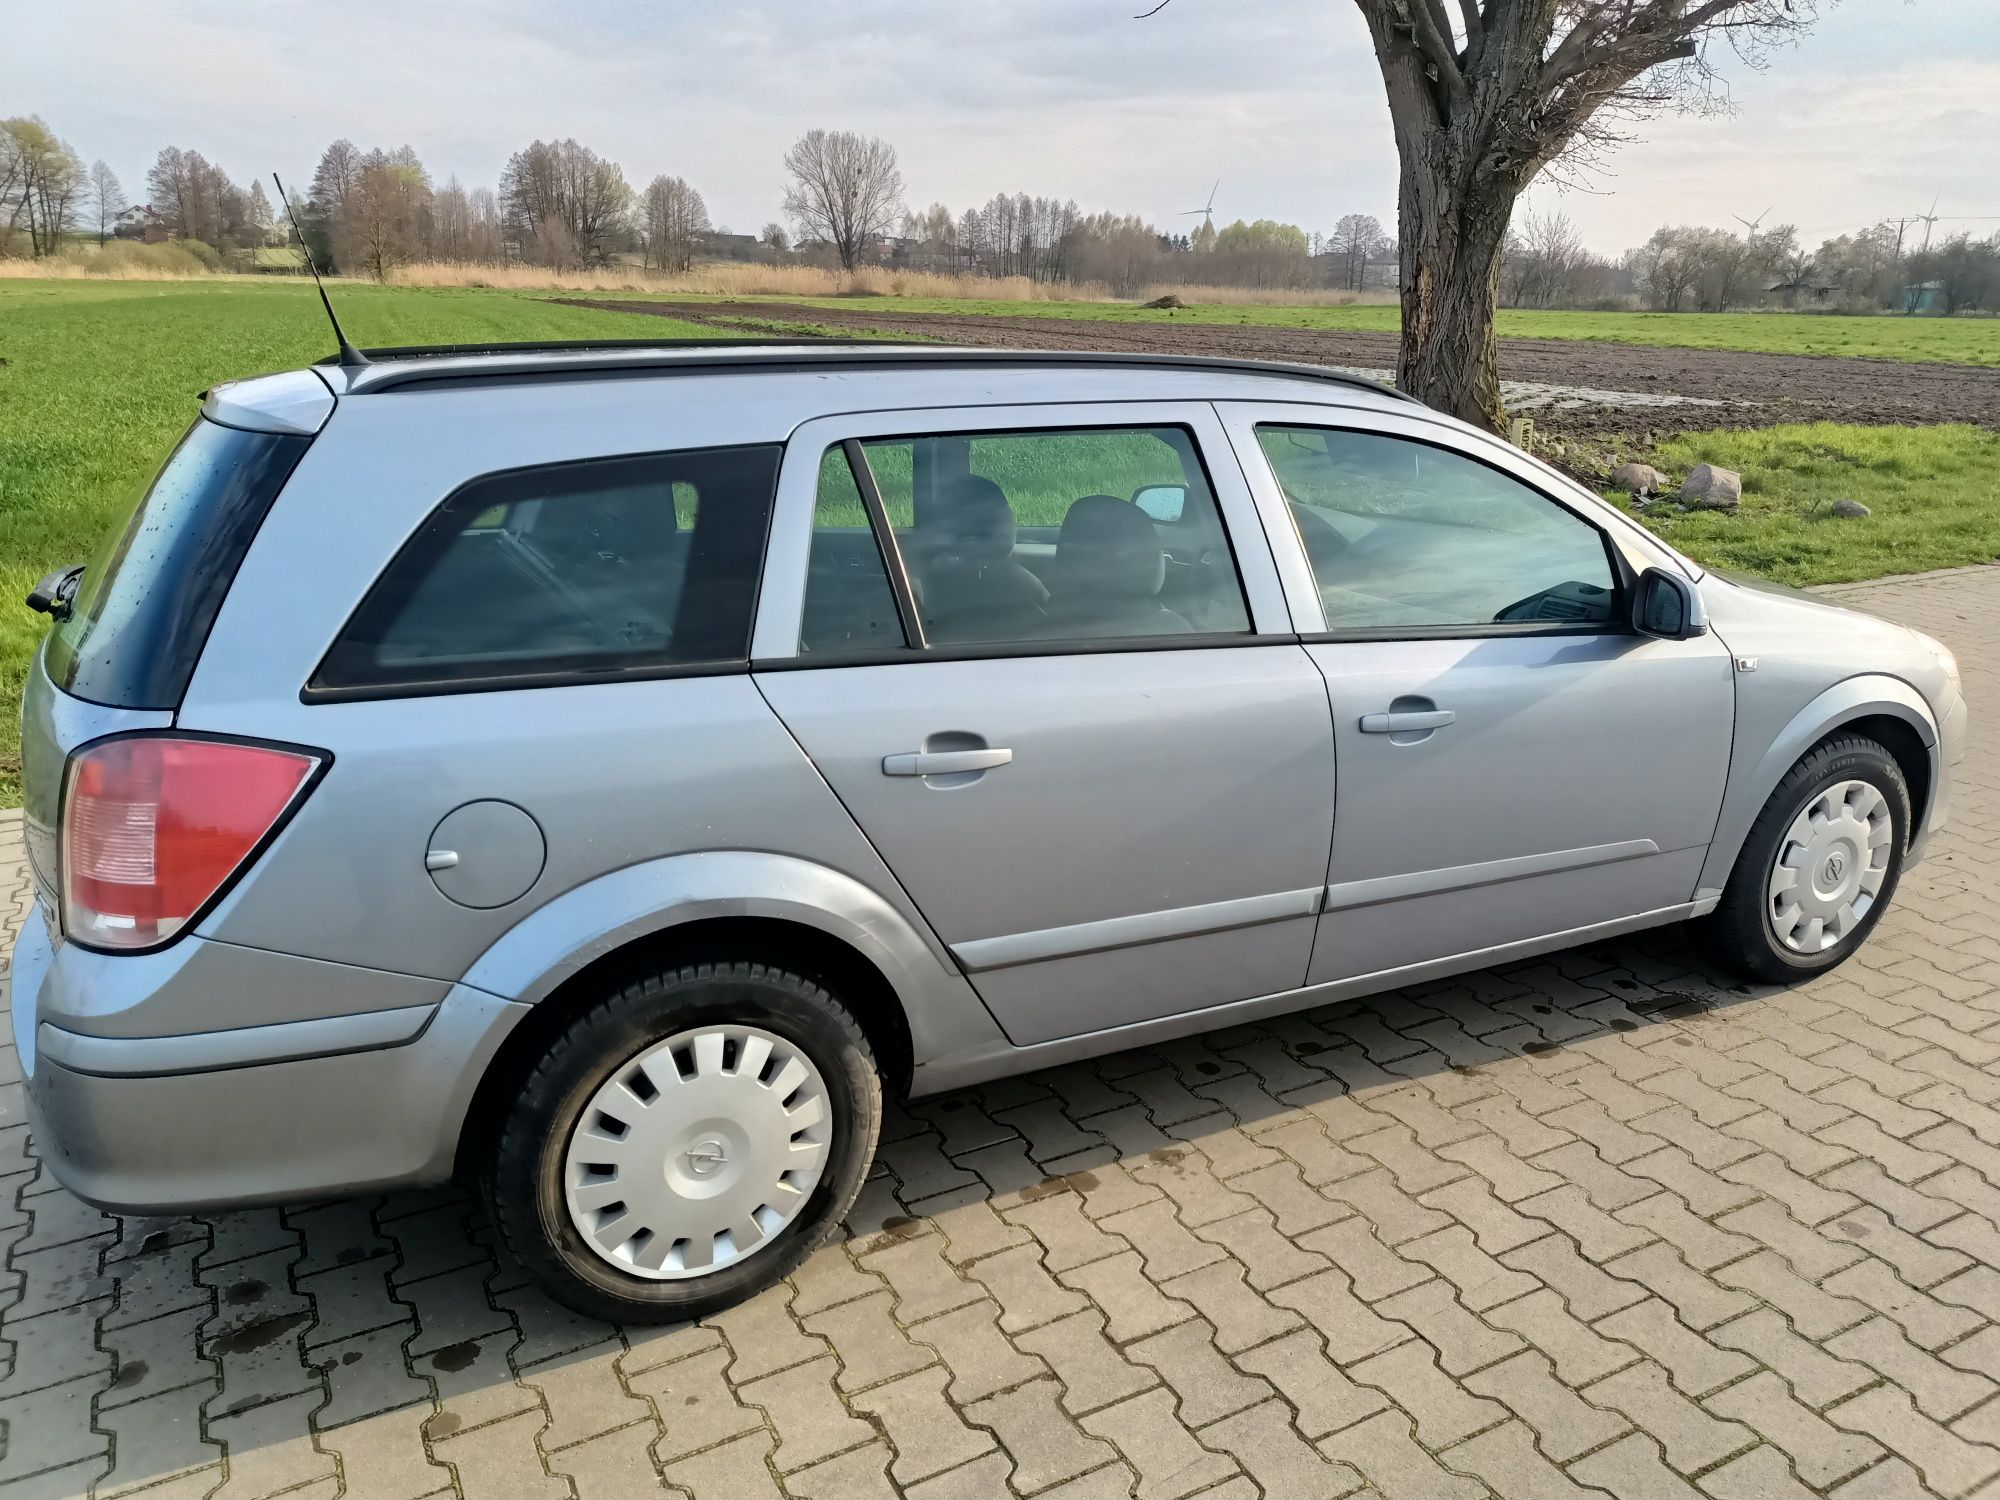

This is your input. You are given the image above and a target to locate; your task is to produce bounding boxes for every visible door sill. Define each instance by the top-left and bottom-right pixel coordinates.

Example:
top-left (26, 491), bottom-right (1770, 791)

top-left (911, 899), bottom-right (1705, 1096)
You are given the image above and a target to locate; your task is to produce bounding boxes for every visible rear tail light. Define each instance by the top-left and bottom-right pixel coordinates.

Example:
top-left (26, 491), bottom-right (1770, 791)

top-left (61, 736), bottom-right (323, 951)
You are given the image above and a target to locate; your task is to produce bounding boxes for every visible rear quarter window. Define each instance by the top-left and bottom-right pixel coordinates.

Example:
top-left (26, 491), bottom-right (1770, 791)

top-left (310, 444), bottom-right (780, 697)
top-left (45, 418), bottom-right (312, 709)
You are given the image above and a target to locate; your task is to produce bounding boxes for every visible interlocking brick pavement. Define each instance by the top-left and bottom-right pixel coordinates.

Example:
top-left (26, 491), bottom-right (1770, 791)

top-left (2, 561), bottom-right (1996, 1499)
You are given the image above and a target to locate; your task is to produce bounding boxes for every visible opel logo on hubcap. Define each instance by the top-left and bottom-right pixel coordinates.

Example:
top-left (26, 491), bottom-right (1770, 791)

top-left (685, 1140), bottom-right (728, 1177)
top-left (1825, 852), bottom-right (1845, 881)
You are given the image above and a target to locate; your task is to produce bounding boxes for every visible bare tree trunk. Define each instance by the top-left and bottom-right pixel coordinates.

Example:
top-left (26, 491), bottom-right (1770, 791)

top-left (1395, 149), bottom-right (1514, 433)
top-left (1365, 21), bottom-right (1523, 437)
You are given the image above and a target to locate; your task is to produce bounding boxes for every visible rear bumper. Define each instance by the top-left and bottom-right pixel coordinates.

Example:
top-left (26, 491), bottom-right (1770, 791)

top-left (12, 906), bottom-right (528, 1213)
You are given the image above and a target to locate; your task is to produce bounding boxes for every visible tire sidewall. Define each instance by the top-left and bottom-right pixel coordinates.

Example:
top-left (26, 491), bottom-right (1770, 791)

top-left (501, 967), bottom-right (879, 1322)
top-left (1737, 742), bottom-right (1909, 979)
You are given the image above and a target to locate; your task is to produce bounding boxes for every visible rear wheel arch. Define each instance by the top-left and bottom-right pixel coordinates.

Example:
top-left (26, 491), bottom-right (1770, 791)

top-left (455, 913), bottom-right (912, 1185)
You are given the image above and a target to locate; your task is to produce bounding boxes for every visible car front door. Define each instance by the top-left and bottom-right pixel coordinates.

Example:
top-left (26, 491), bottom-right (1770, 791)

top-left (752, 403), bottom-right (1334, 1047)
top-left (1220, 402), bottom-right (1736, 987)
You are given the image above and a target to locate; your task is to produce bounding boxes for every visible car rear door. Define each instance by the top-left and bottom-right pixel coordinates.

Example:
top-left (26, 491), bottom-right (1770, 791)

top-left (752, 402), bottom-right (1335, 1047)
top-left (1219, 401), bottom-right (1736, 987)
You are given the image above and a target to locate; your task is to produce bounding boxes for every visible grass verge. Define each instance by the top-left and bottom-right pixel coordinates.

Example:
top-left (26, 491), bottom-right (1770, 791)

top-left (1622, 423), bottom-right (2000, 586)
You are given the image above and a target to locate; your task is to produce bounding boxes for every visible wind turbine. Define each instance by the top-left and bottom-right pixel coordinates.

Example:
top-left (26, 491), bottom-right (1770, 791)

top-left (1913, 192), bottom-right (1943, 257)
top-left (1732, 207), bottom-right (1774, 240)
top-left (1181, 182), bottom-right (1220, 233)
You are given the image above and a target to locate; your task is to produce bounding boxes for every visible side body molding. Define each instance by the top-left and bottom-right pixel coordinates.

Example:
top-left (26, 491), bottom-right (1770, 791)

top-left (457, 850), bottom-right (1007, 1064)
top-left (1696, 673), bottom-right (1941, 898)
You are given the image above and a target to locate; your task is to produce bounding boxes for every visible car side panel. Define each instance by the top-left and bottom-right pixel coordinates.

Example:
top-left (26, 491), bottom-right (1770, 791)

top-left (1303, 631), bottom-right (1735, 982)
top-left (175, 394), bottom-right (1000, 1065)
top-left (1699, 576), bottom-right (1948, 894)
top-left (183, 674), bottom-right (971, 999)
top-left (456, 850), bottom-right (999, 1065)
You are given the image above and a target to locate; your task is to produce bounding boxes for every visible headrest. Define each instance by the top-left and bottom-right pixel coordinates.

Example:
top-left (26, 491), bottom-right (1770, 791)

top-left (933, 475), bottom-right (1017, 563)
top-left (1054, 495), bottom-right (1166, 599)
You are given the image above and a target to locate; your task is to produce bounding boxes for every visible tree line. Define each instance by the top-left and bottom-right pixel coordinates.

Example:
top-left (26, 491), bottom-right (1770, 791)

top-left (1496, 209), bottom-right (2000, 317)
top-left (5, 112), bottom-right (1400, 294)
top-left (8, 109), bottom-right (1994, 319)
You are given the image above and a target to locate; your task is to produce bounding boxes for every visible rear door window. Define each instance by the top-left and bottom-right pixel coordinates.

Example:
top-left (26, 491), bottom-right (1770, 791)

top-left (312, 444), bottom-right (779, 696)
top-left (46, 418), bottom-right (311, 708)
top-left (798, 425), bottom-right (1251, 650)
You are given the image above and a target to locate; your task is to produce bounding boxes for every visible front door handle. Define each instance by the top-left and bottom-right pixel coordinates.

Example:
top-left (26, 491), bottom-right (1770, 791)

top-left (883, 748), bottom-right (1014, 777)
top-left (1359, 709), bottom-right (1455, 734)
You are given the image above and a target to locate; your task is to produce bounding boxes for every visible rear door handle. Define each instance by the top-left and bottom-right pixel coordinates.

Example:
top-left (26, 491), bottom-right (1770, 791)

top-left (1360, 709), bottom-right (1455, 734)
top-left (882, 748), bottom-right (1014, 776)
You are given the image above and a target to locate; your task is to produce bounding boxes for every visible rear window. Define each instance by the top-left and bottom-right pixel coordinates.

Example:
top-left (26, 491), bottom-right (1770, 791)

top-left (46, 418), bottom-right (311, 709)
top-left (310, 444), bottom-right (779, 697)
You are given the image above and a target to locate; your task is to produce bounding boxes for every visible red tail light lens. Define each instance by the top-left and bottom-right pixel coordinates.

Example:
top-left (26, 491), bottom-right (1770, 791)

top-left (61, 736), bottom-right (321, 951)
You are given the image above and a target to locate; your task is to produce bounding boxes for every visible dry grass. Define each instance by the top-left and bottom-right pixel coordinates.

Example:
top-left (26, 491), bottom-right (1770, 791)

top-left (390, 262), bottom-right (1404, 307)
top-left (385, 260), bottom-right (1118, 300)
top-left (6, 252), bottom-right (1405, 308)
top-left (0, 243), bottom-right (221, 278)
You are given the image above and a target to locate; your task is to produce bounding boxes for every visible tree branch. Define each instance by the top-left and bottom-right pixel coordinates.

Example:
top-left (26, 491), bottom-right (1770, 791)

top-left (1543, 0), bottom-right (1756, 90)
top-left (1456, 0), bottom-right (1485, 67)
top-left (1132, 0), bottom-right (1172, 15)
top-left (1398, 0), bottom-right (1472, 111)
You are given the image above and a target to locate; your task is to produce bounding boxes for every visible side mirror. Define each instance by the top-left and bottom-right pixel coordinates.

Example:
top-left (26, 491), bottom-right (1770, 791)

top-left (1631, 566), bottom-right (1708, 641)
top-left (1133, 484), bottom-right (1187, 523)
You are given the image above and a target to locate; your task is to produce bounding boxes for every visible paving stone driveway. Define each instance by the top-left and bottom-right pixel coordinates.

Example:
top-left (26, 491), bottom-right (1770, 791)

top-left (2, 563), bottom-right (1997, 1500)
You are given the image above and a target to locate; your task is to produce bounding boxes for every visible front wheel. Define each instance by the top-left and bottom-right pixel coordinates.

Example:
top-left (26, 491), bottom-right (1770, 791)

top-left (1706, 734), bottom-right (1910, 984)
top-left (486, 961), bottom-right (881, 1323)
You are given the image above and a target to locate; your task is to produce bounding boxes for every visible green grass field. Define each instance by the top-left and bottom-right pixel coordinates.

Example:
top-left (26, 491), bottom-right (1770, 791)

top-left (641, 293), bottom-right (2000, 368)
top-left (1619, 423), bottom-right (2000, 586)
top-left (0, 279), bottom-right (741, 802)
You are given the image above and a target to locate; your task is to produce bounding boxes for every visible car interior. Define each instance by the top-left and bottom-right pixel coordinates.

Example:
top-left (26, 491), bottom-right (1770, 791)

top-left (325, 447), bottom-right (778, 684)
top-left (801, 429), bottom-right (1252, 650)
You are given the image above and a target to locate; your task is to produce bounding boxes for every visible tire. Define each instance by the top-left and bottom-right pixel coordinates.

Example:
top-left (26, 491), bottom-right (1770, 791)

top-left (1706, 734), bottom-right (1911, 984)
top-left (486, 961), bottom-right (881, 1323)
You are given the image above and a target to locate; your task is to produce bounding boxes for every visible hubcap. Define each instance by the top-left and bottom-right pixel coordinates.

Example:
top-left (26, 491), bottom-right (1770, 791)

top-left (563, 1025), bottom-right (832, 1280)
top-left (1767, 778), bottom-right (1894, 955)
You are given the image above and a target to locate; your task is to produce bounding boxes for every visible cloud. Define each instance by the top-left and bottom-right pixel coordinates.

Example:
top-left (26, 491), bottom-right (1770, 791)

top-left (11, 0), bottom-right (1995, 254)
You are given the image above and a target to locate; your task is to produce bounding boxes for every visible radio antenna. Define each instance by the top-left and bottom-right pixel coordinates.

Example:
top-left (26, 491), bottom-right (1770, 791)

top-left (272, 172), bottom-right (368, 368)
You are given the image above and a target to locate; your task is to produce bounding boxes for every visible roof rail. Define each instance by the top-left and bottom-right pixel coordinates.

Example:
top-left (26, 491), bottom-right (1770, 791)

top-left (318, 334), bottom-right (919, 363)
top-left (332, 342), bottom-right (1420, 405)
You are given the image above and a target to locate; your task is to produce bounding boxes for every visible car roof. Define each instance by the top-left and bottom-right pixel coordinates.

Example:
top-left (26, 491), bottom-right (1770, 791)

top-left (203, 340), bottom-right (1426, 437)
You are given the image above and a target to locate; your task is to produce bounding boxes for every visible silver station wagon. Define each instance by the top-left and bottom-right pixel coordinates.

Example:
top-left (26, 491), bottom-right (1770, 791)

top-left (13, 343), bottom-right (1967, 1320)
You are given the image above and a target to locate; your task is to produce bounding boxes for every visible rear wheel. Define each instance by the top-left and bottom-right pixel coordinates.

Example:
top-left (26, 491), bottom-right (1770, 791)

top-left (1707, 734), bottom-right (1910, 983)
top-left (486, 961), bottom-right (880, 1323)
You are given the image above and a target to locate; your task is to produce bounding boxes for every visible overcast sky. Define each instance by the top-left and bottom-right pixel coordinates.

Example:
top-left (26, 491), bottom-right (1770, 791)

top-left (10, 0), bottom-right (1998, 255)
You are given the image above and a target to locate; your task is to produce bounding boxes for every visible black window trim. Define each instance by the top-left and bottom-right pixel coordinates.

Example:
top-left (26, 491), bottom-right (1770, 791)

top-left (800, 418), bottom-right (1261, 665)
top-left (305, 656), bottom-right (752, 704)
top-left (302, 441), bottom-right (780, 704)
top-left (843, 438), bottom-right (927, 650)
top-left (1250, 420), bottom-right (1636, 645)
top-left (756, 630), bottom-right (1298, 674)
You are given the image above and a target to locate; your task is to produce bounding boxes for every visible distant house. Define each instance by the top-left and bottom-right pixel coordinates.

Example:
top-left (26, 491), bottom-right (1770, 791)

top-left (694, 230), bottom-right (761, 263)
top-left (113, 204), bottom-right (171, 244)
top-left (1899, 281), bottom-right (1945, 314)
top-left (1767, 276), bottom-right (1838, 310)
